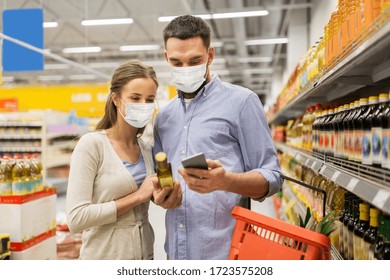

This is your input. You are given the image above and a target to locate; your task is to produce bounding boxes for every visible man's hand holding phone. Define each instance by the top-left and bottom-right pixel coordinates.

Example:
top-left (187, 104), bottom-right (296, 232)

top-left (179, 153), bottom-right (227, 194)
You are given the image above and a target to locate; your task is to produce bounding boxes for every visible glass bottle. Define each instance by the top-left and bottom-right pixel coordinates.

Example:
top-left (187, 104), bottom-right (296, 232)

top-left (353, 202), bottom-right (370, 260)
top-left (371, 93), bottom-right (388, 166)
top-left (339, 192), bottom-right (351, 258)
top-left (342, 193), bottom-right (353, 259)
top-left (350, 100), bottom-right (360, 161)
top-left (347, 196), bottom-right (360, 260)
top-left (373, 214), bottom-right (385, 260)
top-left (363, 207), bottom-right (380, 260)
top-left (354, 98), bottom-right (369, 163)
top-left (155, 152), bottom-right (174, 190)
top-left (362, 96), bottom-right (379, 165)
top-left (382, 91), bottom-right (390, 169)
top-left (376, 215), bottom-right (390, 260)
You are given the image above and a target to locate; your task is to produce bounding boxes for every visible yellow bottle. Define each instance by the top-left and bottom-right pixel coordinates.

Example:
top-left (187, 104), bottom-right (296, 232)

top-left (155, 152), bottom-right (174, 190)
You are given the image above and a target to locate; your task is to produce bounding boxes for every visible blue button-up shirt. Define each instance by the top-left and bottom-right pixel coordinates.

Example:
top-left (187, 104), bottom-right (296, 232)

top-left (153, 74), bottom-right (282, 260)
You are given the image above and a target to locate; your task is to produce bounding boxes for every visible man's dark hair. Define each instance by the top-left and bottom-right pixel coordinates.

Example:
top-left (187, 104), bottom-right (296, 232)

top-left (163, 15), bottom-right (211, 49)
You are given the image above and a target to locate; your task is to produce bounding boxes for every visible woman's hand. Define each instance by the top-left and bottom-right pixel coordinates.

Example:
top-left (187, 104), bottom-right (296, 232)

top-left (137, 174), bottom-right (159, 203)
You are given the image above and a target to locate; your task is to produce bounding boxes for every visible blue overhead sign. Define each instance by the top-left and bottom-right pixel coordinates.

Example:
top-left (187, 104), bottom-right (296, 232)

top-left (2, 8), bottom-right (44, 72)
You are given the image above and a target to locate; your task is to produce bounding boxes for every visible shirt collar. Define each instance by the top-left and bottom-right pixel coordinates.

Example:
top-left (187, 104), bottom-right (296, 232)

top-left (177, 74), bottom-right (221, 101)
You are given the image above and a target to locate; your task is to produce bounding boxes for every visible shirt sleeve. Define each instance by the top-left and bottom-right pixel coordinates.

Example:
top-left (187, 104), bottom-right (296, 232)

top-left (66, 134), bottom-right (117, 233)
top-left (237, 93), bottom-right (283, 199)
top-left (153, 112), bottom-right (163, 156)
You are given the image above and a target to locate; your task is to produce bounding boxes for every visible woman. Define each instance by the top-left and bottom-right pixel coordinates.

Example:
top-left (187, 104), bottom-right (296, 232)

top-left (66, 60), bottom-right (167, 259)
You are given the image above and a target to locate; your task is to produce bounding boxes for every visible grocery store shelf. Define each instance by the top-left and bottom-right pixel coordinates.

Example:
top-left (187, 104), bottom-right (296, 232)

top-left (0, 147), bottom-right (42, 153)
top-left (0, 134), bottom-right (43, 140)
top-left (46, 131), bottom-right (79, 140)
top-left (282, 182), bottom-right (307, 220)
top-left (276, 142), bottom-right (390, 215)
top-left (270, 17), bottom-right (390, 125)
top-left (0, 121), bottom-right (43, 127)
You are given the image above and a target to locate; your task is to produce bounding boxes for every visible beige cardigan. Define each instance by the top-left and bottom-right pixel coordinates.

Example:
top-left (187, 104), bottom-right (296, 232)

top-left (66, 130), bottom-right (155, 260)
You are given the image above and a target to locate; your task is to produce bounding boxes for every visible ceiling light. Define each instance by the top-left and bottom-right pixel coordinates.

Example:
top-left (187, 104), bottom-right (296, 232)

top-left (38, 75), bottom-right (64, 81)
top-left (238, 56), bottom-right (273, 63)
top-left (43, 21), bottom-right (58, 28)
top-left (119, 45), bottom-right (161, 52)
top-left (245, 38), bottom-right (288, 45)
top-left (158, 10), bottom-right (268, 22)
top-left (62, 47), bottom-right (102, 54)
top-left (44, 64), bottom-right (70, 70)
top-left (81, 18), bottom-right (133, 26)
top-left (69, 74), bottom-right (96, 80)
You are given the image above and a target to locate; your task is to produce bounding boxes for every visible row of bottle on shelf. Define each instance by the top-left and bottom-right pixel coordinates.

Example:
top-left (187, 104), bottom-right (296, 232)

top-left (284, 91), bottom-right (390, 169)
top-left (0, 154), bottom-right (43, 196)
top-left (0, 140), bottom-right (42, 148)
top-left (268, 0), bottom-right (390, 117)
top-left (0, 126), bottom-right (42, 135)
top-left (280, 152), bottom-right (389, 259)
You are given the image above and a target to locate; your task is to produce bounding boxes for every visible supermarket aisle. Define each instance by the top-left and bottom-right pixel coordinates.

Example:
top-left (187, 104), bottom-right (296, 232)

top-left (56, 194), bottom-right (276, 260)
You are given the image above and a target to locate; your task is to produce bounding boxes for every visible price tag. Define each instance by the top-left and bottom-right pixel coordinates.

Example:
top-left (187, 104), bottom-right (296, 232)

top-left (320, 165), bottom-right (327, 174)
top-left (372, 189), bottom-right (390, 209)
top-left (346, 178), bottom-right (359, 192)
top-left (306, 158), bottom-right (311, 166)
top-left (311, 161), bottom-right (317, 170)
top-left (331, 170), bottom-right (341, 181)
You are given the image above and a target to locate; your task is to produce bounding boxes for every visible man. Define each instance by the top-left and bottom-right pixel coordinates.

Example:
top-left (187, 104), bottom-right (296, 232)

top-left (152, 15), bottom-right (282, 260)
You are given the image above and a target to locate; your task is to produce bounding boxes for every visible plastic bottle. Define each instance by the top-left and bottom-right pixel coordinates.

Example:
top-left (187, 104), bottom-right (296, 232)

top-left (11, 155), bottom-right (25, 195)
top-left (0, 157), bottom-right (12, 195)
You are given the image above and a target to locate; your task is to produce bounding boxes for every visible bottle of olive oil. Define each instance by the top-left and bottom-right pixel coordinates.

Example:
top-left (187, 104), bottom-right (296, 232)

top-left (155, 152), bottom-right (174, 190)
top-left (353, 202), bottom-right (370, 260)
top-left (362, 207), bottom-right (379, 260)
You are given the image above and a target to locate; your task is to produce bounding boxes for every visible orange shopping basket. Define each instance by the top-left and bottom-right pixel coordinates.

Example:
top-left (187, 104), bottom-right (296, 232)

top-left (228, 206), bottom-right (330, 260)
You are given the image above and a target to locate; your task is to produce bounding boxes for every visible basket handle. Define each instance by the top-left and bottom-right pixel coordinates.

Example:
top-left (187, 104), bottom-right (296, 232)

top-left (281, 174), bottom-right (327, 218)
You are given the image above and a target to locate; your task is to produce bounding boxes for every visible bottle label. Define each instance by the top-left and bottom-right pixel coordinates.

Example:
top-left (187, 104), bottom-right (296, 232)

top-left (384, 128), bottom-right (390, 168)
top-left (12, 181), bottom-right (26, 195)
top-left (158, 177), bottom-right (173, 189)
top-left (372, 126), bottom-right (382, 164)
top-left (362, 130), bottom-right (372, 164)
top-left (0, 182), bottom-right (12, 195)
top-left (348, 229), bottom-right (355, 260)
top-left (355, 130), bottom-right (363, 162)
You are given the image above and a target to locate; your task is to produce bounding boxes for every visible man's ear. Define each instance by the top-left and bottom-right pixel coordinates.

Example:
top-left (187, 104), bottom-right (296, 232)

top-left (208, 47), bottom-right (215, 64)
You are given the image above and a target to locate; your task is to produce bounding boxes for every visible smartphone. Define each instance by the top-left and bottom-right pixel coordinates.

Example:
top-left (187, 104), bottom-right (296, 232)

top-left (181, 153), bottom-right (208, 170)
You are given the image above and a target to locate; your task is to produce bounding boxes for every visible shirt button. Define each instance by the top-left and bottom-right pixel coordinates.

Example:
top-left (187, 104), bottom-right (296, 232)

top-left (184, 125), bottom-right (187, 129)
top-left (179, 224), bottom-right (184, 229)
top-left (181, 150), bottom-right (185, 155)
top-left (203, 93), bottom-right (207, 97)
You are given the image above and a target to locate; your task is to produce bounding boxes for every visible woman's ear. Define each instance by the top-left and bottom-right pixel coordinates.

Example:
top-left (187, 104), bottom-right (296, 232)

top-left (111, 93), bottom-right (119, 107)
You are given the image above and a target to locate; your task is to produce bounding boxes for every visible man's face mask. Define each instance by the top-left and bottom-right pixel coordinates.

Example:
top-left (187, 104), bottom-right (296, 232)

top-left (169, 63), bottom-right (207, 93)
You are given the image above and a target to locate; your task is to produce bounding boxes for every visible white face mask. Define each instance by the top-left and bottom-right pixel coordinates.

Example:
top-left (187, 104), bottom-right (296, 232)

top-left (118, 100), bottom-right (155, 128)
top-left (170, 63), bottom-right (207, 93)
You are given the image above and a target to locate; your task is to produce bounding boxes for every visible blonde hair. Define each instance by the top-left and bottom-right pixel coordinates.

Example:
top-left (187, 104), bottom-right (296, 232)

top-left (96, 60), bottom-right (158, 136)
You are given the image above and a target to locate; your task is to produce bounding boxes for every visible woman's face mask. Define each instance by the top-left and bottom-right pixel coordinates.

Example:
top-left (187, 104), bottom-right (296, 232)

top-left (170, 63), bottom-right (207, 93)
top-left (118, 99), bottom-right (155, 128)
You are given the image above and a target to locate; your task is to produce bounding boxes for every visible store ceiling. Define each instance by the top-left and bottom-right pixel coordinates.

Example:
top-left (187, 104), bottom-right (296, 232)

top-left (0, 0), bottom-right (312, 102)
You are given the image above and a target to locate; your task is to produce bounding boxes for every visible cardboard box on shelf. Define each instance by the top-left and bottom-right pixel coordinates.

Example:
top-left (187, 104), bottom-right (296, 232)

top-left (10, 235), bottom-right (57, 260)
top-left (0, 189), bottom-right (56, 245)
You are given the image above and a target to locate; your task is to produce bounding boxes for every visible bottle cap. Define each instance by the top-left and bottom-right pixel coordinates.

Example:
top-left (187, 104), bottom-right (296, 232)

top-left (369, 96), bottom-right (379, 104)
top-left (155, 152), bottom-right (167, 162)
top-left (359, 98), bottom-right (368, 105)
top-left (379, 93), bottom-right (389, 102)
top-left (370, 208), bottom-right (380, 217)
